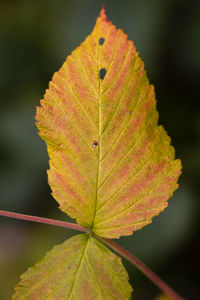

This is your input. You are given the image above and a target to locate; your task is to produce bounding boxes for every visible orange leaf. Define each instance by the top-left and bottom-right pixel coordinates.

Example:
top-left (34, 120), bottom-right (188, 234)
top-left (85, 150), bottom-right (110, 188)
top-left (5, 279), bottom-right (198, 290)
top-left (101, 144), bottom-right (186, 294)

top-left (36, 8), bottom-right (182, 238)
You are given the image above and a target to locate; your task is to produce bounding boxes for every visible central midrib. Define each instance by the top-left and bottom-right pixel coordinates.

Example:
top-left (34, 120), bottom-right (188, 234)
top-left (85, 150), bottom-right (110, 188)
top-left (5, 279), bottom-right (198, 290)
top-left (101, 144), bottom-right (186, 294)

top-left (91, 34), bottom-right (102, 229)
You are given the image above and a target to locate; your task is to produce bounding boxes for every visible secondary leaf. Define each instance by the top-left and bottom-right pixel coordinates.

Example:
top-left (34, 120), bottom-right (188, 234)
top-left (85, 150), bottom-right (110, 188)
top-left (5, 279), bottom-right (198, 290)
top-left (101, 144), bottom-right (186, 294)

top-left (36, 8), bottom-right (181, 238)
top-left (12, 234), bottom-right (132, 300)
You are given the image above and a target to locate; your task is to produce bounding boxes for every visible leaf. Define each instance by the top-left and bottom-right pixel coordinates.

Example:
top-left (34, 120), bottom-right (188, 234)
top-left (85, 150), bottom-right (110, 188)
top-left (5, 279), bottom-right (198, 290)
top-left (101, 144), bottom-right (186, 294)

top-left (36, 8), bottom-right (182, 238)
top-left (12, 234), bottom-right (132, 300)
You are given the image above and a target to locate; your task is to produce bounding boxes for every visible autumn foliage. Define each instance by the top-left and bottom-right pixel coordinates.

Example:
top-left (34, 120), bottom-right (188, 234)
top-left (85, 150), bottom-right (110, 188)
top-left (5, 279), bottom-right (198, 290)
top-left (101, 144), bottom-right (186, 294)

top-left (12, 8), bottom-right (181, 299)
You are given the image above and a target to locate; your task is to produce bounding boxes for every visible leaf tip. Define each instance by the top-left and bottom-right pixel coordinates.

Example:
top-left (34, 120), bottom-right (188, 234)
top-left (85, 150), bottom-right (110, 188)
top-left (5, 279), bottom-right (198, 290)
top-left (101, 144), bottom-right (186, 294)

top-left (99, 5), bottom-right (108, 22)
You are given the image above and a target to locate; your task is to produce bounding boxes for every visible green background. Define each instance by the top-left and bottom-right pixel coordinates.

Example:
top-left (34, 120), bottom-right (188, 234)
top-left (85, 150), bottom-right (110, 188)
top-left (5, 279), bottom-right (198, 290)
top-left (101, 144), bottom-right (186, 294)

top-left (0, 0), bottom-right (200, 299)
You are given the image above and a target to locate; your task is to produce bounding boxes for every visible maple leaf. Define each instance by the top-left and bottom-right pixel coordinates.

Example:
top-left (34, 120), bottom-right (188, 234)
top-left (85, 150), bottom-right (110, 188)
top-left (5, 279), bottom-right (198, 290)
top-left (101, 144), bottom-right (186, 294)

top-left (36, 7), bottom-right (181, 239)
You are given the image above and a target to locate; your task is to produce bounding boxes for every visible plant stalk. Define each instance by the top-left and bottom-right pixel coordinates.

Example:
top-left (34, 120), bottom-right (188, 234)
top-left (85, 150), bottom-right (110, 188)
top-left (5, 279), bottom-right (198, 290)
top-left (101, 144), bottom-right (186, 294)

top-left (98, 237), bottom-right (185, 300)
top-left (0, 210), bottom-right (89, 233)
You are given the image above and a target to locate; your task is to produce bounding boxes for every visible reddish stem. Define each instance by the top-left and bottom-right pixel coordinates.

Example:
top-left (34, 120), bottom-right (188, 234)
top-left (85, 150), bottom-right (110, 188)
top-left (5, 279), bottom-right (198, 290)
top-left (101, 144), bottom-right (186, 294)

top-left (0, 210), bottom-right (89, 233)
top-left (99, 237), bottom-right (185, 300)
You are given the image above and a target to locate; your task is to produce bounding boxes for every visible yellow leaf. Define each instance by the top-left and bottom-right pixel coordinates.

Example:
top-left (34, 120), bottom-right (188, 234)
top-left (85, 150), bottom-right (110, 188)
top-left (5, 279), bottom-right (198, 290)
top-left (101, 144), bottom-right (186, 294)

top-left (36, 8), bottom-right (182, 238)
top-left (12, 234), bottom-right (132, 299)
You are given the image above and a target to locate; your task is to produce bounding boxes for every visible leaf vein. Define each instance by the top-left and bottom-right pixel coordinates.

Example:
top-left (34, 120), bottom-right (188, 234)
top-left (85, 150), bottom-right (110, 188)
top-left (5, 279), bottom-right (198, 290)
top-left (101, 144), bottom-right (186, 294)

top-left (56, 71), bottom-right (98, 132)
top-left (101, 54), bottom-right (137, 137)
top-left (98, 126), bottom-right (145, 192)
top-left (23, 251), bottom-right (81, 298)
top-left (100, 31), bottom-right (123, 92)
top-left (95, 219), bottom-right (149, 231)
top-left (84, 255), bottom-right (102, 299)
top-left (100, 81), bottom-right (150, 163)
top-left (95, 167), bottom-right (174, 226)
top-left (92, 240), bottom-right (127, 295)
top-left (39, 115), bottom-right (95, 188)
top-left (55, 100), bottom-right (96, 156)
top-left (101, 42), bottom-right (132, 96)
top-left (67, 236), bottom-right (89, 299)
top-left (77, 50), bottom-right (99, 98)
top-left (96, 129), bottom-right (165, 214)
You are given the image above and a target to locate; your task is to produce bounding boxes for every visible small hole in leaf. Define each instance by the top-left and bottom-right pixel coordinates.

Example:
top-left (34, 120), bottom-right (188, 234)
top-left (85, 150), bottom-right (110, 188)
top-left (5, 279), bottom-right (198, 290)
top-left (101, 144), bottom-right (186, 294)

top-left (130, 111), bottom-right (133, 115)
top-left (99, 68), bottom-right (106, 80)
top-left (99, 37), bottom-right (105, 45)
top-left (92, 140), bottom-right (98, 148)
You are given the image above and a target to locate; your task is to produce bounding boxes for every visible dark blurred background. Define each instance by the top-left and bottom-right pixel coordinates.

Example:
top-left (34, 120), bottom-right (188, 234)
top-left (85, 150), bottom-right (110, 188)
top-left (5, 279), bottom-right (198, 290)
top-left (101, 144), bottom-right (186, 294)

top-left (0, 0), bottom-right (199, 299)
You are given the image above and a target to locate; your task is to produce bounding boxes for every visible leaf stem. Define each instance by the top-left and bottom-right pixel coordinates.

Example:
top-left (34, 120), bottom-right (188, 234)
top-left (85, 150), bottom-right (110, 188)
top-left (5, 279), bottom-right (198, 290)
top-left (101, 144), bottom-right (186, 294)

top-left (0, 210), bottom-right (89, 233)
top-left (98, 237), bottom-right (185, 300)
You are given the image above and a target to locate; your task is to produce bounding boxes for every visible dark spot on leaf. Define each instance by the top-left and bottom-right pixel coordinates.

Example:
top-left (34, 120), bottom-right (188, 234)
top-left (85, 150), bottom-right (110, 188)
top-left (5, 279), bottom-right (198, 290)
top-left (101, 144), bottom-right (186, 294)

top-left (99, 37), bottom-right (105, 45)
top-left (92, 140), bottom-right (98, 148)
top-left (130, 111), bottom-right (133, 115)
top-left (99, 68), bottom-right (106, 80)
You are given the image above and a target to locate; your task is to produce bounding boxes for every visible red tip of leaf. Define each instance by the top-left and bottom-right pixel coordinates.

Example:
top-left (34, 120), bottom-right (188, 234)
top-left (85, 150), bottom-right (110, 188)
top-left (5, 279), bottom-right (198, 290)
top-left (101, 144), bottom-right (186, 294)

top-left (99, 5), bottom-right (108, 22)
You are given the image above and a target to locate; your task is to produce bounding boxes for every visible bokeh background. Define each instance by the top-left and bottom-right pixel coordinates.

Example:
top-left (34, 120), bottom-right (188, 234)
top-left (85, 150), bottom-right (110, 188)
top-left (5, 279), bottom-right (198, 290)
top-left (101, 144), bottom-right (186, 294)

top-left (0, 0), bottom-right (199, 299)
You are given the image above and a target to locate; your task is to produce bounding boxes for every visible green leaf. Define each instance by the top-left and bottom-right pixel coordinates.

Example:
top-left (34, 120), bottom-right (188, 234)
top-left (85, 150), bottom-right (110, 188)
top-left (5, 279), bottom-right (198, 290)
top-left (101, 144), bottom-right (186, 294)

top-left (36, 8), bottom-right (181, 239)
top-left (12, 234), bottom-right (132, 300)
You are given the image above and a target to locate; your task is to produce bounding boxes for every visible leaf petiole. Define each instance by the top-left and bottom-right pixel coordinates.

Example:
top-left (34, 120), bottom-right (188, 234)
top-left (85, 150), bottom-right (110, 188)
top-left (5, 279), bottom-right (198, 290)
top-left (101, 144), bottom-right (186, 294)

top-left (0, 209), bottom-right (89, 233)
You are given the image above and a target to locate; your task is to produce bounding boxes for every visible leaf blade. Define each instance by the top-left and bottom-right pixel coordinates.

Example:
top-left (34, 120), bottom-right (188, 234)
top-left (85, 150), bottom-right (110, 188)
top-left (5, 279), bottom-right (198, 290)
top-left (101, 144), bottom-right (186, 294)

top-left (12, 234), bottom-right (132, 299)
top-left (36, 8), bottom-right (182, 238)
